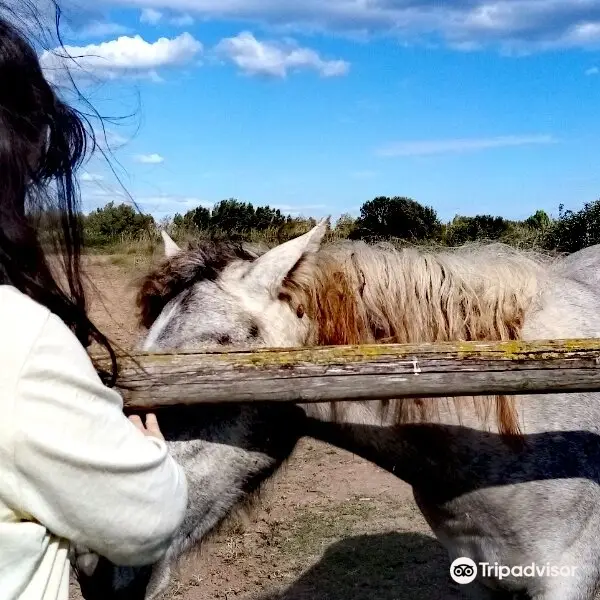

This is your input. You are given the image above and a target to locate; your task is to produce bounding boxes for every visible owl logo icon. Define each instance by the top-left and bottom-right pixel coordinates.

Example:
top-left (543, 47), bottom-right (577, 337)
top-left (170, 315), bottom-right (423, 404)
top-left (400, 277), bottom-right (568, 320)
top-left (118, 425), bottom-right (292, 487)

top-left (450, 557), bottom-right (477, 584)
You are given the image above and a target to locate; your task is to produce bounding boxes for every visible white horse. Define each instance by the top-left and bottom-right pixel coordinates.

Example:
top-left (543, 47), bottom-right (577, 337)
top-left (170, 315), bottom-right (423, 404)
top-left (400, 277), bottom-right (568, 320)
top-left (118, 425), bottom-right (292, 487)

top-left (77, 221), bottom-right (600, 600)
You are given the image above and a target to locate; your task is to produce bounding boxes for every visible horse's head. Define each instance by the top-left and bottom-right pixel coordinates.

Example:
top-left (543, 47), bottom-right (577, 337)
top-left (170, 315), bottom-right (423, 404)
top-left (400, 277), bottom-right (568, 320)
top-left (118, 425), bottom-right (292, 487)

top-left (137, 219), bottom-right (328, 353)
top-left (75, 223), bottom-right (329, 600)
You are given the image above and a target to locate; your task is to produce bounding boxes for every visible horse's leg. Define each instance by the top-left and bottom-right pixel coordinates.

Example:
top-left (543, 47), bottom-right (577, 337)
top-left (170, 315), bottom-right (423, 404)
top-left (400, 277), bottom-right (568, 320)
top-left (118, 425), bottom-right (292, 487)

top-left (144, 557), bottom-right (172, 600)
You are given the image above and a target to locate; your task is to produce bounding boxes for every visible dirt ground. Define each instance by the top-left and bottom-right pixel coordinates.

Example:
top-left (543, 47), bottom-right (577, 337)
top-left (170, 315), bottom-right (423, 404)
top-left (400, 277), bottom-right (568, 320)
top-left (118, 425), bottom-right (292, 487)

top-left (73, 254), bottom-right (466, 600)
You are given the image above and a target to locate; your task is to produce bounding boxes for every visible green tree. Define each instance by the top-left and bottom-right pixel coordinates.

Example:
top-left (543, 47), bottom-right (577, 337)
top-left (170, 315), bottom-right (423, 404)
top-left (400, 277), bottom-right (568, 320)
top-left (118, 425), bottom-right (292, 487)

top-left (351, 196), bottom-right (442, 242)
top-left (173, 213), bottom-right (184, 229)
top-left (546, 199), bottom-right (600, 252)
top-left (253, 205), bottom-right (285, 230)
top-left (83, 202), bottom-right (155, 246)
top-left (174, 200), bottom-right (288, 239)
top-left (525, 209), bottom-right (552, 232)
top-left (180, 206), bottom-right (211, 231)
top-left (444, 215), bottom-right (511, 246)
top-left (334, 213), bottom-right (357, 238)
top-left (210, 198), bottom-right (256, 233)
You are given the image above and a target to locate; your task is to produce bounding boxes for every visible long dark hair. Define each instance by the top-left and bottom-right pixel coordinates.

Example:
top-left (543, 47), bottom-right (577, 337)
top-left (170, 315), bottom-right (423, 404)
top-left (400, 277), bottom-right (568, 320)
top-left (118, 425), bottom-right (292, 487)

top-left (0, 2), bottom-right (117, 384)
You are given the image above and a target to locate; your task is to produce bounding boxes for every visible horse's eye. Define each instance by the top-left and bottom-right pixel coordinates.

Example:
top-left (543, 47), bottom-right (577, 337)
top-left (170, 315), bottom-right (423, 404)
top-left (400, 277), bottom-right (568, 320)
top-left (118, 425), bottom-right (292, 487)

top-left (296, 304), bottom-right (305, 318)
top-left (217, 334), bottom-right (232, 345)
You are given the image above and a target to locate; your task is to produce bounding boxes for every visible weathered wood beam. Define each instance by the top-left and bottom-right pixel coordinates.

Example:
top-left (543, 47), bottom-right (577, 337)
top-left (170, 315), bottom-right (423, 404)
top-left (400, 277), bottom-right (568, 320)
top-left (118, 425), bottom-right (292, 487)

top-left (90, 338), bottom-right (600, 409)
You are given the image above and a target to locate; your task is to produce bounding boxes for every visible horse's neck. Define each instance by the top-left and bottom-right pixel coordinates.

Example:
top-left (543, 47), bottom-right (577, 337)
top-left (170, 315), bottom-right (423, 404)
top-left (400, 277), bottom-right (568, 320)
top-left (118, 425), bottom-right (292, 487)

top-left (299, 401), bottom-right (458, 486)
top-left (300, 401), bottom-right (407, 473)
top-left (300, 396), bottom-right (484, 432)
top-left (301, 400), bottom-right (382, 426)
top-left (297, 243), bottom-right (545, 468)
top-left (299, 395), bottom-right (523, 492)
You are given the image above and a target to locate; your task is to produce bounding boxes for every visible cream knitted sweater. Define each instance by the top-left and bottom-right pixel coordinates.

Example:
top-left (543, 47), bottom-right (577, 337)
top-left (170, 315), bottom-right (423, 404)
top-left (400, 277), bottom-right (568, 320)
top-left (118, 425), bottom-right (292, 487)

top-left (0, 285), bottom-right (188, 599)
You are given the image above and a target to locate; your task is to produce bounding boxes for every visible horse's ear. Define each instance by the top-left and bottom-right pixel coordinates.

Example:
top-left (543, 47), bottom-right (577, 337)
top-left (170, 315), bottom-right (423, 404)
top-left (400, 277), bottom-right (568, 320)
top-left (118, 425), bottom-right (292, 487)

top-left (246, 217), bottom-right (328, 294)
top-left (161, 230), bottom-right (181, 258)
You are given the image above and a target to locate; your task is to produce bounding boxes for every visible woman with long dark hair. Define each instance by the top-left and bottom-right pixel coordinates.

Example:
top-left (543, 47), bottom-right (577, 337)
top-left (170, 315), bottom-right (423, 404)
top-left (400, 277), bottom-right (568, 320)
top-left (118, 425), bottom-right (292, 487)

top-left (0, 4), bottom-right (188, 599)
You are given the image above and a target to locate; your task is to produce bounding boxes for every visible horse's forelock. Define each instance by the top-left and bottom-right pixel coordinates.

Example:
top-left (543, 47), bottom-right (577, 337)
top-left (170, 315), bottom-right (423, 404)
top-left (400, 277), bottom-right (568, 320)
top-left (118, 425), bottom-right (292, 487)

top-left (136, 240), bottom-right (260, 329)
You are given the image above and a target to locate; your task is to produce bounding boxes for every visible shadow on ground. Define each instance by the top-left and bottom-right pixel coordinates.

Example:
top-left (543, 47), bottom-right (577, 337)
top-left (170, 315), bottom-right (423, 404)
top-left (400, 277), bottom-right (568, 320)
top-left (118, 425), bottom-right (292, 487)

top-left (259, 531), bottom-right (466, 600)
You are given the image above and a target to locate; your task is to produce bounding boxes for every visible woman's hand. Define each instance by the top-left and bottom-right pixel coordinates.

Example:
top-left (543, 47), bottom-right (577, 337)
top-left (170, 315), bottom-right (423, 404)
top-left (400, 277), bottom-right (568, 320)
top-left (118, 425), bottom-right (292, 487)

top-left (128, 413), bottom-right (165, 441)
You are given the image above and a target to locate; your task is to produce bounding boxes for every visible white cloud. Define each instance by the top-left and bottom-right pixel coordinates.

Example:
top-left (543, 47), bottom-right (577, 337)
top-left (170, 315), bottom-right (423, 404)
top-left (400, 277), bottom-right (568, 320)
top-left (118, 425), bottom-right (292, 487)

top-left (142, 195), bottom-right (211, 207)
top-left (80, 182), bottom-right (127, 212)
top-left (140, 8), bottom-right (163, 24)
top-left (215, 31), bottom-right (349, 77)
top-left (101, 1), bottom-right (600, 51)
top-left (171, 14), bottom-right (195, 26)
top-left (104, 130), bottom-right (130, 147)
top-left (40, 32), bottom-right (202, 82)
top-left (136, 195), bottom-right (213, 218)
top-left (90, 127), bottom-right (131, 153)
top-left (139, 8), bottom-right (195, 26)
top-left (76, 21), bottom-right (132, 38)
top-left (376, 135), bottom-right (556, 157)
top-left (134, 153), bottom-right (165, 163)
top-left (80, 172), bottom-right (105, 182)
top-left (586, 66), bottom-right (599, 75)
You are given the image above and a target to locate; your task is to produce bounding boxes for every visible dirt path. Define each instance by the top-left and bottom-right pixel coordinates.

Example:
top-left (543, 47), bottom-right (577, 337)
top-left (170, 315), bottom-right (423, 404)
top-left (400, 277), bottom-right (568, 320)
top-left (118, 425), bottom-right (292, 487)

top-left (75, 255), bottom-right (465, 600)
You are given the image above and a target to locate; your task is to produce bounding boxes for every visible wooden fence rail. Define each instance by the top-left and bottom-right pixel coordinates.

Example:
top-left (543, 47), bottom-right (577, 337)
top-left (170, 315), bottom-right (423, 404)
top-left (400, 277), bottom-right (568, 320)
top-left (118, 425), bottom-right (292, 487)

top-left (91, 338), bottom-right (600, 410)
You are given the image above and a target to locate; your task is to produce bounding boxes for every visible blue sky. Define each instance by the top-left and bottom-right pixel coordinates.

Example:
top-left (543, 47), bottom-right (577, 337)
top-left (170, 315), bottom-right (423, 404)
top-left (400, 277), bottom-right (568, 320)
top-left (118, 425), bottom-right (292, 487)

top-left (37, 1), bottom-right (600, 223)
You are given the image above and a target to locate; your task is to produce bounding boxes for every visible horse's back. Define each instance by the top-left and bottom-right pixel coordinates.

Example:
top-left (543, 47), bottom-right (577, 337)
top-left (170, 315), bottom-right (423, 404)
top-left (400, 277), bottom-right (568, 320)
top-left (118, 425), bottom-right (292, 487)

top-left (553, 244), bottom-right (600, 291)
top-left (517, 244), bottom-right (600, 431)
top-left (521, 245), bottom-right (600, 344)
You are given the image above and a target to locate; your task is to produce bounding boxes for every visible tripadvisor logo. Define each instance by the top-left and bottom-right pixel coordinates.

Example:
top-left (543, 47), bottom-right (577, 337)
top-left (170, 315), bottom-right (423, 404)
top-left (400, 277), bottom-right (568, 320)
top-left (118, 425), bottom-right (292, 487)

top-left (450, 558), bottom-right (477, 584)
top-left (450, 557), bottom-right (578, 585)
